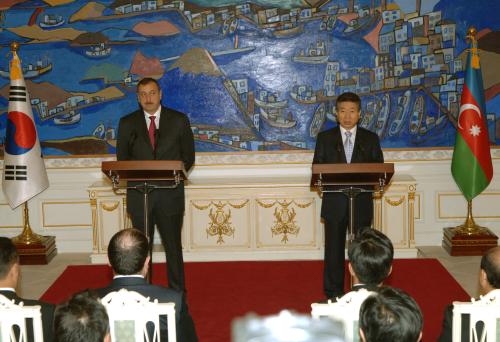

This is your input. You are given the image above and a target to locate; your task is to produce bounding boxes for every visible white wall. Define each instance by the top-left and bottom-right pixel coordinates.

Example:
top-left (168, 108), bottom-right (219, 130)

top-left (1, 149), bottom-right (499, 253)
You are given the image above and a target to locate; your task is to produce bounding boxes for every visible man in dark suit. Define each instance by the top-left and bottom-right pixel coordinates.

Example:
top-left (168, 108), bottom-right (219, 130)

top-left (347, 228), bottom-right (393, 293)
top-left (313, 92), bottom-right (384, 300)
top-left (0, 237), bottom-right (55, 342)
top-left (95, 228), bottom-right (198, 342)
top-left (116, 77), bottom-right (195, 292)
top-left (438, 246), bottom-right (500, 342)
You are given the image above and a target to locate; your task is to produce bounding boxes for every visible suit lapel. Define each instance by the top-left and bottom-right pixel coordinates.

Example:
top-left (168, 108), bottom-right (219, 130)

top-left (351, 127), bottom-right (363, 163)
top-left (333, 128), bottom-right (347, 163)
top-left (135, 110), bottom-right (154, 153)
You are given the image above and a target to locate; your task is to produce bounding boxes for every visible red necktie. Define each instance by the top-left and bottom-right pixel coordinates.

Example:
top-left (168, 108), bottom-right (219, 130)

top-left (148, 115), bottom-right (156, 149)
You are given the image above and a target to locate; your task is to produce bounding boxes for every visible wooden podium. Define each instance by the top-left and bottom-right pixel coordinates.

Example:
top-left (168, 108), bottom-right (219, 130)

top-left (311, 163), bottom-right (394, 240)
top-left (101, 160), bottom-right (187, 280)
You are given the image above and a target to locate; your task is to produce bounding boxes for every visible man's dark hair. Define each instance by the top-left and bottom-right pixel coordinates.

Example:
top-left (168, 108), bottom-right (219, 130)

top-left (359, 287), bottom-right (423, 342)
top-left (137, 77), bottom-right (160, 91)
top-left (108, 228), bottom-right (149, 275)
top-left (336, 91), bottom-right (361, 111)
top-left (54, 290), bottom-right (109, 342)
top-left (480, 246), bottom-right (500, 289)
top-left (0, 237), bottom-right (18, 279)
top-left (348, 229), bottom-right (394, 285)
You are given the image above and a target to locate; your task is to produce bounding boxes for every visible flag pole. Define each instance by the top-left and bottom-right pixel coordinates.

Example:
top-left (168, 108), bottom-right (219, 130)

top-left (12, 202), bottom-right (43, 244)
top-left (452, 199), bottom-right (488, 235)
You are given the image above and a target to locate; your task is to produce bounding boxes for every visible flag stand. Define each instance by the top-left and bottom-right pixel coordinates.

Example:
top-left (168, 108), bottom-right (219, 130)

top-left (11, 202), bottom-right (57, 265)
top-left (443, 199), bottom-right (497, 256)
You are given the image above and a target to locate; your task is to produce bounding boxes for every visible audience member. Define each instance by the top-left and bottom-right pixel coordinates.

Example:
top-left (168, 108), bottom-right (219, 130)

top-left (347, 229), bottom-right (394, 291)
top-left (0, 237), bottom-right (55, 341)
top-left (54, 290), bottom-right (110, 342)
top-left (438, 246), bottom-right (500, 341)
top-left (94, 228), bottom-right (198, 342)
top-left (359, 286), bottom-right (423, 342)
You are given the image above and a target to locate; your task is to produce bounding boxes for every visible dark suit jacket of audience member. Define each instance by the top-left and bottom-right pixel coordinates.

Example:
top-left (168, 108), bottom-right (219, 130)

top-left (438, 303), bottom-right (483, 342)
top-left (95, 277), bottom-right (198, 342)
top-left (0, 290), bottom-right (55, 342)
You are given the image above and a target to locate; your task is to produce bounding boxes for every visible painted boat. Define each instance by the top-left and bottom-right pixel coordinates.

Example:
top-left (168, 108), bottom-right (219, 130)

top-left (259, 108), bottom-right (296, 128)
top-left (292, 40), bottom-right (328, 64)
top-left (409, 95), bottom-right (424, 135)
top-left (310, 103), bottom-right (326, 137)
top-left (388, 90), bottom-right (412, 136)
top-left (375, 93), bottom-right (390, 138)
top-left (53, 110), bottom-right (80, 125)
top-left (39, 14), bottom-right (64, 28)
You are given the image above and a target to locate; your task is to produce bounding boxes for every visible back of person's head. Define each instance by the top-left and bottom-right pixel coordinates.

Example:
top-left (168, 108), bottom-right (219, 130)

top-left (54, 290), bottom-right (109, 342)
top-left (348, 229), bottom-right (394, 285)
top-left (0, 237), bottom-right (18, 279)
top-left (480, 246), bottom-right (500, 290)
top-left (336, 91), bottom-right (361, 111)
top-left (108, 228), bottom-right (149, 275)
top-left (359, 286), bottom-right (423, 342)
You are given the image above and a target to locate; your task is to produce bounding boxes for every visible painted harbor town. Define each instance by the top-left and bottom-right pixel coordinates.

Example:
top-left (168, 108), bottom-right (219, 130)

top-left (0, 0), bottom-right (499, 156)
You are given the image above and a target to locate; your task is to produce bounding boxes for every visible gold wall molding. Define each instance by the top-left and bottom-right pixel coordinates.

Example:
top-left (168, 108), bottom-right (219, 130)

top-left (256, 199), bottom-right (313, 243)
top-left (384, 196), bottom-right (405, 207)
top-left (101, 202), bottom-right (119, 212)
top-left (42, 201), bottom-right (92, 228)
top-left (192, 200), bottom-right (249, 244)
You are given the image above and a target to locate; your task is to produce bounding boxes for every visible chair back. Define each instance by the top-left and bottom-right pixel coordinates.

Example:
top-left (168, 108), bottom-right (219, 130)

top-left (101, 289), bottom-right (176, 342)
top-left (311, 289), bottom-right (375, 342)
top-left (452, 289), bottom-right (500, 342)
top-left (0, 294), bottom-right (43, 342)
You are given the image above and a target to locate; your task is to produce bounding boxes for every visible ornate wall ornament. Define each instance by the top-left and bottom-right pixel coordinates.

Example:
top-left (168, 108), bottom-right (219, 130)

top-left (192, 200), bottom-right (248, 244)
top-left (101, 202), bottom-right (119, 212)
top-left (257, 199), bottom-right (313, 243)
top-left (385, 196), bottom-right (405, 207)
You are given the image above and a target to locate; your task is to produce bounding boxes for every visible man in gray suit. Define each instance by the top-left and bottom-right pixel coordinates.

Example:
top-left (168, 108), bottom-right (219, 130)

top-left (116, 77), bottom-right (195, 292)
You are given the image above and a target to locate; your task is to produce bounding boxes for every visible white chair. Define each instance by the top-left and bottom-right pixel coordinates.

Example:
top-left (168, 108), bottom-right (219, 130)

top-left (101, 289), bottom-right (176, 342)
top-left (452, 289), bottom-right (500, 342)
top-left (311, 289), bottom-right (375, 342)
top-left (0, 294), bottom-right (44, 342)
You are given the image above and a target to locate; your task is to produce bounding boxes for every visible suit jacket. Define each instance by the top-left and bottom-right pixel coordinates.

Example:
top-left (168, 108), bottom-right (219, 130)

top-left (0, 290), bottom-right (55, 342)
top-left (312, 126), bottom-right (384, 222)
top-left (116, 106), bottom-right (195, 216)
top-left (438, 304), bottom-right (475, 342)
top-left (95, 277), bottom-right (198, 342)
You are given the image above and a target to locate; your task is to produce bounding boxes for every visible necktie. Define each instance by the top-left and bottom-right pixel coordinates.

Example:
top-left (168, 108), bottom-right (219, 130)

top-left (148, 115), bottom-right (156, 149)
top-left (344, 131), bottom-right (353, 163)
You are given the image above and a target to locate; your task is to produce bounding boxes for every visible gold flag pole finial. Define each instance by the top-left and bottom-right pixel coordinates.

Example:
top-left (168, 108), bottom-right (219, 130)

top-left (466, 27), bottom-right (480, 68)
top-left (10, 41), bottom-right (20, 52)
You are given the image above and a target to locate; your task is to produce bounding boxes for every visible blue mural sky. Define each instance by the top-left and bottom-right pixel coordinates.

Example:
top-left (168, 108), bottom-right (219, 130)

top-left (0, 0), bottom-right (498, 156)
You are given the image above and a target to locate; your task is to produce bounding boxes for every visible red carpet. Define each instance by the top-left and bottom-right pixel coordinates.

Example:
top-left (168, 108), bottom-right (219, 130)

top-left (41, 259), bottom-right (469, 342)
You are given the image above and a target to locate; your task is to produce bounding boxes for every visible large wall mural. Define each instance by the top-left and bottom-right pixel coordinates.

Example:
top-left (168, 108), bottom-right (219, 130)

top-left (0, 0), bottom-right (499, 156)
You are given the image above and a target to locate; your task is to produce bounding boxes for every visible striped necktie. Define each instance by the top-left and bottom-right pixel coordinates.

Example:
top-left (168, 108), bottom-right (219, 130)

top-left (344, 131), bottom-right (353, 163)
